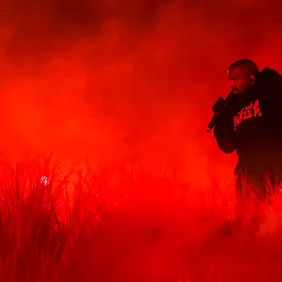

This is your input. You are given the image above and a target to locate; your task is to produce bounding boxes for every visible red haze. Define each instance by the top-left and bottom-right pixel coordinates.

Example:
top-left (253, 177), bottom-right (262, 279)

top-left (1, 0), bottom-right (282, 185)
top-left (0, 1), bottom-right (282, 281)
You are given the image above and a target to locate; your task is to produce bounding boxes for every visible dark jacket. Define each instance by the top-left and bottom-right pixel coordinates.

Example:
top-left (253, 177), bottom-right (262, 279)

top-left (214, 68), bottom-right (282, 176)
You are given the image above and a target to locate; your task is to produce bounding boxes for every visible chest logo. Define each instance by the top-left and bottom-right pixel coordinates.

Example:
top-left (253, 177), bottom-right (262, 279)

top-left (233, 99), bottom-right (262, 131)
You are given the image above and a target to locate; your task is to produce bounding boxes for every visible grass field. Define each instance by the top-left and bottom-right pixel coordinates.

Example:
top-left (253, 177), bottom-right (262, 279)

top-left (0, 155), bottom-right (282, 282)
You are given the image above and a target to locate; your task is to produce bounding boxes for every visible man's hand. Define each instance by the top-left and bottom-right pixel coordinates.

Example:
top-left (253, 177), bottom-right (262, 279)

top-left (212, 97), bottom-right (226, 113)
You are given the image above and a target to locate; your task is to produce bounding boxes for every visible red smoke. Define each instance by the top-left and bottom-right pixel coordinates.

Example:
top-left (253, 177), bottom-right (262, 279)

top-left (0, 1), bottom-right (232, 182)
top-left (1, 1), bottom-right (282, 281)
top-left (0, 0), bottom-right (282, 194)
top-left (0, 0), bottom-right (281, 219)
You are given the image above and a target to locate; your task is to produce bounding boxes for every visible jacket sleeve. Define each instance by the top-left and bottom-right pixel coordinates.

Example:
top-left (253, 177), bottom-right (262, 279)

top-left (213, 110), bottom-right (236, 154)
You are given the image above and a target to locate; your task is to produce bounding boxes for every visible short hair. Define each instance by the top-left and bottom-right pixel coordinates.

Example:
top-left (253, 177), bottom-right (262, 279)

top-left (228, 59), bottom-right (259, 76)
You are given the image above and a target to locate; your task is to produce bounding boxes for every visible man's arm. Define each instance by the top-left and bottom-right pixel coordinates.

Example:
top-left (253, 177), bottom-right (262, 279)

top-left (213, 112), bottom-right (236, 154)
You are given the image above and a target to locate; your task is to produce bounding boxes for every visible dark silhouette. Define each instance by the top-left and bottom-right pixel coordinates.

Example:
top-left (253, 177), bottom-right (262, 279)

top-left (210, 59), bottom-right (282, 219)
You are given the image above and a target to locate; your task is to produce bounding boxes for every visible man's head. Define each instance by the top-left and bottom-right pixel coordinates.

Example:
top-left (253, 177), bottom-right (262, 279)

top-left (227, 59), bottom-right (259, 94)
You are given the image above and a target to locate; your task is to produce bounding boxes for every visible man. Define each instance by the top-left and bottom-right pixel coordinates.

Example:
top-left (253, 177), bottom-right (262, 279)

top-left (212, 59), bottom-right (282, 225)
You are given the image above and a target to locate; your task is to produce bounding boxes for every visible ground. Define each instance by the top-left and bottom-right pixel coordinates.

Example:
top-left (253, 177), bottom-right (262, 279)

top-left (0, 155), bottom-right (282, 282)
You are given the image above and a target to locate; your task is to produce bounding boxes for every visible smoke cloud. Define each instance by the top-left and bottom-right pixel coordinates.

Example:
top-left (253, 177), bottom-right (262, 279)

top-left (0, 0), bottom-right (282, 186)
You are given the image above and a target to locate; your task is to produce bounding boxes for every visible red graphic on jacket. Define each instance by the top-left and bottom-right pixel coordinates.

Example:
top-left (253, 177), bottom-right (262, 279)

top-left (233, 100), bottom-right (262, 131)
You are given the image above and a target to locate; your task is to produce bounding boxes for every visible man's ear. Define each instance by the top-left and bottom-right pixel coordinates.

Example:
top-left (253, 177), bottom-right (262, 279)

top-left (249, 74), bottom-right (255, 84)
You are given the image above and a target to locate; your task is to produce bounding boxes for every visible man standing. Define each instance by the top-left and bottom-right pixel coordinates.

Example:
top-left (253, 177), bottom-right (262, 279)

top-left (212, 59), bottom-right (282, 219)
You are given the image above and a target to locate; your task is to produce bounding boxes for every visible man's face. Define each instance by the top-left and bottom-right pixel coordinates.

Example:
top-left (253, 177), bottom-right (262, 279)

top-left (227, 67), bottom-right (252, 94)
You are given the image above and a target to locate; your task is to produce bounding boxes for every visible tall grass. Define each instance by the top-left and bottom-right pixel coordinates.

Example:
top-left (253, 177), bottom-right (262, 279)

top-left (0, 155), bottom-right (282, 281)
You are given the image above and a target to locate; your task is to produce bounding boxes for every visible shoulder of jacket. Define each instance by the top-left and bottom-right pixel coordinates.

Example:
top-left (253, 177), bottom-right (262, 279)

top-left (260, 67), bottom-right (281, 78)
top-left (258, 68), bottom-right (282, 87)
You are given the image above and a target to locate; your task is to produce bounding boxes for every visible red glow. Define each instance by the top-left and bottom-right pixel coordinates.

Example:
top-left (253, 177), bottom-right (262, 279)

top-left (1, 0), bottom-right (282, 281)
